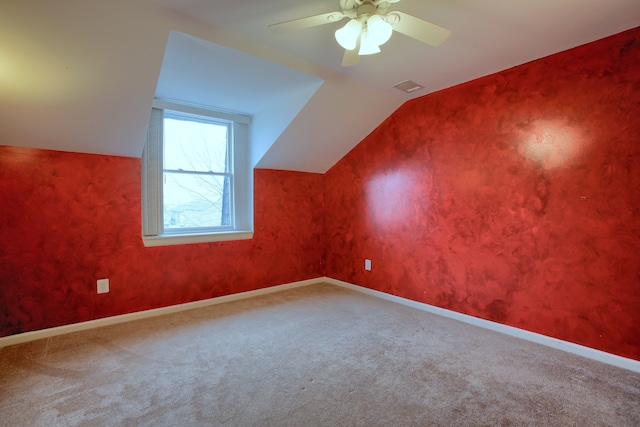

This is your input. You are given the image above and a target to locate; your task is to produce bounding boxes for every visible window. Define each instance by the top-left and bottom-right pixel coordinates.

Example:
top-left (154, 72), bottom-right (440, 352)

top-left (142, 99), bottom-right (253, 246)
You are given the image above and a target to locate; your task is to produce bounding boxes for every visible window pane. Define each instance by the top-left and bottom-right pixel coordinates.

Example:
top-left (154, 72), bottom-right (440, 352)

top-left (163, 172), bottom-right (231, 229)
top-left (163, 115), bottom-right (229, 173)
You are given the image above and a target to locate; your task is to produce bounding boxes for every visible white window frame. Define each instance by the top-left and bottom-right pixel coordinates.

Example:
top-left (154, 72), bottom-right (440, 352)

top-left (142, 99), bottom-right (253, 247)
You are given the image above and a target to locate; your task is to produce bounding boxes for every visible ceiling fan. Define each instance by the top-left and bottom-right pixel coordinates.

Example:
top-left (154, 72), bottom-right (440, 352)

top-left (269, 0), bottom-right (451, 67)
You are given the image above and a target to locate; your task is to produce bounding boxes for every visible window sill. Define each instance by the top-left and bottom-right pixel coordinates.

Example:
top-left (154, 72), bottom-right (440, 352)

top-left (142, 230), bottom-right (254, 247)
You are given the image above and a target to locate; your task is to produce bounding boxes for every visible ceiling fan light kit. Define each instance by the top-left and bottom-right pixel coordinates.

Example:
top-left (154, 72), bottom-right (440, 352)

top-left (334, 6), bottom-right (393, 55)
top-left (269, 0), bottom-right (451, 66)
top-left (335, 19), bottom-right (362, 50)
top-left (358, 30), bottom-right (382, 55)
top-left (367, 15), bottom-right (393, 46)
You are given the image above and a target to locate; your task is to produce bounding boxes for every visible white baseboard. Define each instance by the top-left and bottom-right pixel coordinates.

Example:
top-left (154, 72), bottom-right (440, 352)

top-left (324, 277), bottom-right (640, 374)
top-left (3, 275), bottom-right (639, 374)
top-left (0, 277), bottom-right (325, 349)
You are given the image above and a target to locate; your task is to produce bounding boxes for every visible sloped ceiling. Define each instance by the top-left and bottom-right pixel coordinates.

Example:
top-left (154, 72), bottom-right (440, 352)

top-left (155, 31), bottom-right (325, 169)
top-left (1, 0), bottom-right (638, 173)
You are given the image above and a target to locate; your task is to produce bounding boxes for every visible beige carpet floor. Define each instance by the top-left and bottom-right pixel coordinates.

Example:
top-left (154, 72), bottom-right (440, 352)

top-left (1, 283), bottom-right (639, 426)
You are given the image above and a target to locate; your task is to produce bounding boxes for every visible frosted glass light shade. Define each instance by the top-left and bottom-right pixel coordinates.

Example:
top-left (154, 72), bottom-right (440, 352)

top-left (335, 19), bottom-right (362, 50)
top-left (367, 15), bottom-right (393, 46)
top-left (358, 30), bottom-right (381, 55)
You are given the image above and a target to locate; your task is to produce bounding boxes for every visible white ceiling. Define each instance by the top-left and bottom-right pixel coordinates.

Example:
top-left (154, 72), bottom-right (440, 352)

top-left (157, 0), bottom-right (640, 98)
top-left (1, 0), bottom-right (638, 173)
top-left (155, 31), bottom-right (325, 169)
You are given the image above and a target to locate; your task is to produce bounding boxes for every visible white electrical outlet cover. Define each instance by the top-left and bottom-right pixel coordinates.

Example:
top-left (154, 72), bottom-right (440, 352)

top-left (364, 259), bottom-right (372, 271)
top-left (97, 278), bottom-right (109, 294)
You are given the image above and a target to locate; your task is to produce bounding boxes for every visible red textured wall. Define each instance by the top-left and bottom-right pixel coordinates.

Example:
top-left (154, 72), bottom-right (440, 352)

top-left (325, 28), bottom-right (640, 360)
top-left (0, 147), bottom-right (325, 336)
top-left (2, 28), bottom-right (639, 362)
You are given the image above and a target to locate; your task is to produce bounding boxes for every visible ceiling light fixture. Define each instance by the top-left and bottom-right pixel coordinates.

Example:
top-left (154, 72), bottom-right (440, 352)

top-left (358, 30), bottom-right (381, 55)
top-left (270, 0), bottom-right (451, 67)
top-left (335, 19), bottom-right (362, 50)
top-left (366, 15), bottom-right (392, 46)
top-left (334, 11), bottom-right (393, 56)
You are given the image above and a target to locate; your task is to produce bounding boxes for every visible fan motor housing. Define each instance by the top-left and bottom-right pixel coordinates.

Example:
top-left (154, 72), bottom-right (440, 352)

top-left (341, 0), bottom-right (395, 15)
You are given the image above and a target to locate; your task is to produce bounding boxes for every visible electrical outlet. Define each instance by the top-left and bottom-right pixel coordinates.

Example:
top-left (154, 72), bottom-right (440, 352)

top-left (364, 259), bottom-right (372, 271)
top-left (97, 278), bottom-right (109, 294)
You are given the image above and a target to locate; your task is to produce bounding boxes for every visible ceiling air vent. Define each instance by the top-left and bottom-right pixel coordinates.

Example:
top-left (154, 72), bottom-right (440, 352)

top-left (393, 80), bottom-right (424, 93)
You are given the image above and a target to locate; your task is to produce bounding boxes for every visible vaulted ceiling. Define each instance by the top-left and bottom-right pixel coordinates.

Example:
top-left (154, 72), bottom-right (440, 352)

top-left (1, 0), bottom-right (638, 173)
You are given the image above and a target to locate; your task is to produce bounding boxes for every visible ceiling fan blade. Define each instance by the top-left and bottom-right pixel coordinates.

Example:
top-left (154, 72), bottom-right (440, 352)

top-left (269, 12), bottom-right (345, 34)
top-left (342, 47), bottom-right (360, 67)
top-left (387, 11), bottom-right (451, 47)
